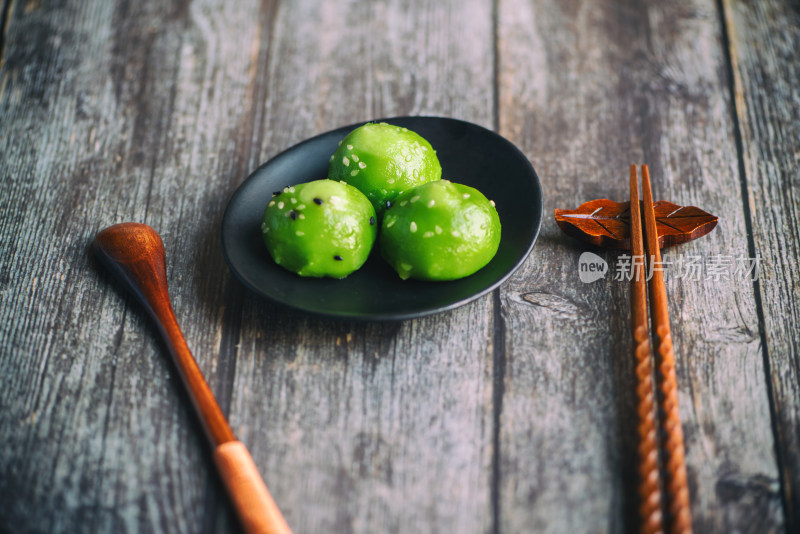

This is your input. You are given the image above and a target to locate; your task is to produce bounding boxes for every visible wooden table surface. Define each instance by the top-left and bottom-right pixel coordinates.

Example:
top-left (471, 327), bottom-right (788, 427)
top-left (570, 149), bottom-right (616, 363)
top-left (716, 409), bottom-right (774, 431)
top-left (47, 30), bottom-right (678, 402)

top-left (1, 1), bottom-right (798, 533)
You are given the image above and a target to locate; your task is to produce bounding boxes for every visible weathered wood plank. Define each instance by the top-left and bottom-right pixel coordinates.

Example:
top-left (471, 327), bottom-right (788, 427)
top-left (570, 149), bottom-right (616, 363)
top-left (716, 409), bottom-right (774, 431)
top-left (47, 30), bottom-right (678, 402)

top-left (0, 0), bottom-right (278, 531)
top-left (724, 0), bottom-right (800, 528)
top-left (496, 0), bottom-right (783, 531)
top-left (2, 0), bottom-right (796, 533)
top-left (225, 1), bottom-right (498, 533)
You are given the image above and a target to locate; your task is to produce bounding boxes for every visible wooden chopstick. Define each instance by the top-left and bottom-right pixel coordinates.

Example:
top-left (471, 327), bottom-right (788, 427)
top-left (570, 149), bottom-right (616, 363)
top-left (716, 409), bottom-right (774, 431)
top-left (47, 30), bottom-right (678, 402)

top-left (640, 165), bottom-right (693, 534)
top-left (630, 165), bottom-right (664, 534)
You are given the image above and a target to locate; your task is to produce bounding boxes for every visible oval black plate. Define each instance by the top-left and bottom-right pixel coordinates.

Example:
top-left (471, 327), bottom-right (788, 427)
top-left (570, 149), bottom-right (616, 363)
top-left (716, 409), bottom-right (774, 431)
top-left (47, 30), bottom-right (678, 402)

top-left (221, 116), bottom-right (543, 321)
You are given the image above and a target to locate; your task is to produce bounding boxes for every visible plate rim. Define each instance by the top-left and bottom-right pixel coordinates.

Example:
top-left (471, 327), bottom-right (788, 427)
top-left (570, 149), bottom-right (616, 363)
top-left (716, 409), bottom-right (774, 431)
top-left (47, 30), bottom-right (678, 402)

top-left (220, 115), bottom-right (543, 321)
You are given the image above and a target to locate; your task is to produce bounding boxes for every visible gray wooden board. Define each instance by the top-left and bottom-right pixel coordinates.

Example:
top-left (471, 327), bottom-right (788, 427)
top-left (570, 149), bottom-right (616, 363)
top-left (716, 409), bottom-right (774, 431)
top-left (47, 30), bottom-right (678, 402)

top-left (0, 0), bottom-right (797, 533)
top-left (225, 1), bottom-right (498, 532)
top-left (0, 0), bottom-right (500, 532)
top-left (496, 0), bottom-right (783, 532)
top-left (725, 0), bottom-right (800, 529)
top-left (0, 0), bottom-right (274, 532)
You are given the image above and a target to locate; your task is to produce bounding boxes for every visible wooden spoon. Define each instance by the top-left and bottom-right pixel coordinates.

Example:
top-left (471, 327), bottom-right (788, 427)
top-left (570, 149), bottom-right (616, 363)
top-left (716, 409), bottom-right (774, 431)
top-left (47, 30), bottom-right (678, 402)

top-left (93, 222), bottom-right (292, 534)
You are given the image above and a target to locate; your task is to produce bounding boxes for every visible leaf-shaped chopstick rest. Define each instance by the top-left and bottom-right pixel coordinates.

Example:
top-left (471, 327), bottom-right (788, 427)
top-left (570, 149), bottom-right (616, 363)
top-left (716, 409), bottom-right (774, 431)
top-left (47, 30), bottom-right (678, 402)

top-left (555, 199), bottom-right (718, 250)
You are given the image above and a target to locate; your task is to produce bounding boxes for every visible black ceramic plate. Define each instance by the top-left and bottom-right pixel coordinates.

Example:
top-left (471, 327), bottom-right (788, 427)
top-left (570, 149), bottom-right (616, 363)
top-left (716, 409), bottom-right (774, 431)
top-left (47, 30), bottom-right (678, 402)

top-left (221, 116), bottom-right (542, 320)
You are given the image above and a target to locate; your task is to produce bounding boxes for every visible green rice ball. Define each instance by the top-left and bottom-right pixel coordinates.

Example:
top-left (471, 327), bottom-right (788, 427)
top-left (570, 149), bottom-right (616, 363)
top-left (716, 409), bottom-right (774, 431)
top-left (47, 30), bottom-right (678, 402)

top-left (380, 180), bottom-right (501, 281)
top-left (261, 179), bottom-right (377, 278)
top-left (328, 122), bottom-right (442, 216)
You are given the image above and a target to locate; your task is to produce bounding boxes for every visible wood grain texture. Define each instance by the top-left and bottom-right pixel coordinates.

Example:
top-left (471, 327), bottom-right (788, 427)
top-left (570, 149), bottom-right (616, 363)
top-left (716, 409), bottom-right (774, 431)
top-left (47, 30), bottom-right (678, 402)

top-left (723, 0), bottom-right (800, 530)
top-left (0, 0), bottom-right (798, 533)
top-left (496, 0), bottom-right (783, 532)
top-left (0, 0), bottom-right (275, 532)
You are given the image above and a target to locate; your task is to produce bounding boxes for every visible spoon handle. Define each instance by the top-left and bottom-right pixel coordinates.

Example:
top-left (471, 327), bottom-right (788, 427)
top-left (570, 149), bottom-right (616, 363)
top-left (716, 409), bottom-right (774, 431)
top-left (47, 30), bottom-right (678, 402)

top-left (94, 223), bottom-right (292, 534)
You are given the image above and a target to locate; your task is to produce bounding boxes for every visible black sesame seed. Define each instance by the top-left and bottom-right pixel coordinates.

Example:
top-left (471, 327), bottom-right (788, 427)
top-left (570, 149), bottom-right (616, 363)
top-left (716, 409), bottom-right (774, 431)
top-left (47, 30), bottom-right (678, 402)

top-left (369, 216), bottom-right (375, 225)
top-left (289, 210), bottom-right (297, 220)
top-left (385, 200), bottom-right (393, 209)
top-left (273, 191), bottom-right (281, 196)
top-left (313, 198), bottom-right (323, 205)
top-left (333, 255), bottom-right (343, 261)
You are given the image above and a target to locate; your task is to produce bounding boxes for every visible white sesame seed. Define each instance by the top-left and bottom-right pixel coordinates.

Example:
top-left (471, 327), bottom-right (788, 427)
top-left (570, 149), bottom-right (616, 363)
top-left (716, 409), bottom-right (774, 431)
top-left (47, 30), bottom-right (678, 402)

top-left (410, 195), bottom-right (420, 203)
top-left (351, 170), bottom-right (358, 176)
top-left (462, 193), bottom-right (470, 199)
top-left (277, 201), bottom-right (284, 209)
top-left (296, 231), bottom-right (304, 236)
top-left (401, 262), bottom-right (412, 270)
top-left (451, 230), bottom-right (461, 237)
top-left (263, 226), bottom-right (270, 232)
top-left (381, 189), bottom-right (387, 194)
top-left (351, 154), bottom-right (359, 162)
top-left (358, 161), bottom-right (366, 169)
top-left (288, 187), bottom-right (295, 193)
top-left (423, 231), bottom-right (434, 238)
top-left (342, 157), bottom-right (350, 167)
top-left (290, 197), bottom-right (297, 204)
top-left (298, 214), bottom-right (305, 219)
top-left (427, 199), bottom-right (435, 207)
top-left (401, 127), bottom-right (408, 132)
top-left (490, 200), bottom-right (496, 207)
top-left (268, 200), bottom-right (275, 207)
top-left (329, 155), bottom-right (334, 162)
top-left (410, 221), bottom-right (417, 232)
top-left (399, 200), bottom-right (407, 206)
top-left (346, 144), bottom-right (353, 150)
top-left (386, 218), bottom-right (396, 228)
top-left (297, 204), bottom-right (306, 210)
top-left (435, 225), bottom-right (442, 234)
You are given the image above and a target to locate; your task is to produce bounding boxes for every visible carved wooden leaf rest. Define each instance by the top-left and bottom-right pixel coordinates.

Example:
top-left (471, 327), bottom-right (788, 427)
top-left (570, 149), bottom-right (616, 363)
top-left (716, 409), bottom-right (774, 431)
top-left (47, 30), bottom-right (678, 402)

top-left (554, 198), bottom-right (718, 250)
